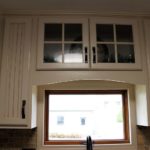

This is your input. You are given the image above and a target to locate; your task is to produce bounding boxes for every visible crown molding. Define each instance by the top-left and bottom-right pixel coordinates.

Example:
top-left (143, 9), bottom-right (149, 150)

top-left (1, 10), bottom-right (150, 17)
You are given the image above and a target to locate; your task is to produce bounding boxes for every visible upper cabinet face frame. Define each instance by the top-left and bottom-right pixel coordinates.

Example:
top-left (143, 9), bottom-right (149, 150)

top-left (37, 16), bottom-right (142, 70)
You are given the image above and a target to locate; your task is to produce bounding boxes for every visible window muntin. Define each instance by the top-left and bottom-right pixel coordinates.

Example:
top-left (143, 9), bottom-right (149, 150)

top-left (44, 90), bottom-right (129, 145)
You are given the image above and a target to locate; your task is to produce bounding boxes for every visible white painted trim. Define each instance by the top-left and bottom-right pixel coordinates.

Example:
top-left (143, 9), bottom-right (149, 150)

top-left (37, 80), bottom-right (137, 150)
top-left (1, 10), bottom-right (150, 17)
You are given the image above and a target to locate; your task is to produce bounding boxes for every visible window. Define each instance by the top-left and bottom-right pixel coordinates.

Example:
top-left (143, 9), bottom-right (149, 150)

top-left (44, 90), bottom-right (129, 145)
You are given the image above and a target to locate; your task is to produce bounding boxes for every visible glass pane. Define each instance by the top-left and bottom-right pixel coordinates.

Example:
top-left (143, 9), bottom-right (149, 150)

top-left (44, 24), bottom-right (62, 41)
top-left (49, 94), bottom-right (124, 140)
top-left (44, 44), bottom-right (62, 63)
top-left (96, 24), bottom-right (114, 42)
top-left (116, 25), bottom-right (133, 42)
top-left (97, 44), bottom-right (115, 63)
top-left (65, 24), bottom-right (82, 41)
top-left (117, 44), bottom-right (135, 63)
top-left (64, 43), bottom-right (83, 63)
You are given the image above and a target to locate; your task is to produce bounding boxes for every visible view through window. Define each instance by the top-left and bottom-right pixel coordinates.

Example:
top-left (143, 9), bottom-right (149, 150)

top-left (45, 90), bottom-right (129, 145)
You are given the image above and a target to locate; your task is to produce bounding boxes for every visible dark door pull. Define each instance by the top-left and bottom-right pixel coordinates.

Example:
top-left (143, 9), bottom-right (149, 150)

top-left (92, 47), bottom-right (96, 63)
top-left (84, 47), bottom-right (88, 63)
top-left (22, 100), bottom-right (26, 119)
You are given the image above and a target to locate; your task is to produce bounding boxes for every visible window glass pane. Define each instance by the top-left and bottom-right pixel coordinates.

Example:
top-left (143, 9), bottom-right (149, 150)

top-left (97, 44), bottom-right (115, 63)
top-left (116, 25), bottom-right (133, 42)
top-left (117, 44), bottom-right (135, 63)
top-left (48, 94), bottom-right (124, 140)
top-left (96, 24), bottom-right (114, 42)
top-left (44, 24), bottom-right (62, 41)
top-left (65, 24), bottom-right (82, 41)
top-left (64, 44), bottom-right (83, 63)
top-left (44, 44), bottom-right (62, 63)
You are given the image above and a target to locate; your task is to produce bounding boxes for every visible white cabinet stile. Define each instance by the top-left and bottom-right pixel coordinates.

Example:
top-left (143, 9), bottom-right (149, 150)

top-left (139, 19), bottom-right (150, 126)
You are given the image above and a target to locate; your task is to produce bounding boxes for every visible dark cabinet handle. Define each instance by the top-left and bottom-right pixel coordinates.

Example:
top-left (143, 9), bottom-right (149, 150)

top-left (22, 100), bottom-right (26, 119)
top-left (85, 55), bottom-right (88, 63)
top-left (84, 47), bottom-right (88, 63)
top-left (92, 47), bottom-right (96, 63)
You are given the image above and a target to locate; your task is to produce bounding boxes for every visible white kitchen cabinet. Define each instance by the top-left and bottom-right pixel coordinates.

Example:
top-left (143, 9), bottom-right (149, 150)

top-left (37, 16), bottom-right (142, 70)
top-left (0, 17), bottom-right (36, 128)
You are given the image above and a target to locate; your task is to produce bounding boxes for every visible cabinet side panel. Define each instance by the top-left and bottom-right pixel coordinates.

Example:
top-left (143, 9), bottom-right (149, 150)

top-left (144, 20), bottom-right (150, 126)
top-left (135, 85), bottom-right (148, 126)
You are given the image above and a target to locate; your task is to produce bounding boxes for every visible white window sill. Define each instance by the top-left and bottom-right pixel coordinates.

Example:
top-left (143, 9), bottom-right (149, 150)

top-left (37, 144), bottom-right (137, 150)
top-left (37, 80), bottom-right (138, 150)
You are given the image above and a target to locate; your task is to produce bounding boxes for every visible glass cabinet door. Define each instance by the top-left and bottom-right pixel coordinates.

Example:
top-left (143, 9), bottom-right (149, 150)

top-left (90, 18), bottom-right (141, 70)
top-left (37, 17), bottom-right (89, 69)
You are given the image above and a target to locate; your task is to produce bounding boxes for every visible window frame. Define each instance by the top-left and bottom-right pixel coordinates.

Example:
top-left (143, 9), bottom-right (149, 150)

top-left (44, 90), bottom-right (129, 145)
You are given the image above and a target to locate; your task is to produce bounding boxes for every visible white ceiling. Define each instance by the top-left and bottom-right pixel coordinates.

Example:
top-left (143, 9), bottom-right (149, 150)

top-left (0, 0), bottom-right (150, 14)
